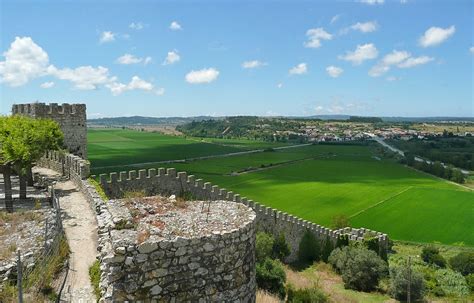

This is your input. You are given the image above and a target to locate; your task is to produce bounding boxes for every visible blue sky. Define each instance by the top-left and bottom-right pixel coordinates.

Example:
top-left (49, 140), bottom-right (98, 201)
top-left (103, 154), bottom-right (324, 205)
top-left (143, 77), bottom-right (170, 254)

top-left (0, 0), bottom-right (472, 118)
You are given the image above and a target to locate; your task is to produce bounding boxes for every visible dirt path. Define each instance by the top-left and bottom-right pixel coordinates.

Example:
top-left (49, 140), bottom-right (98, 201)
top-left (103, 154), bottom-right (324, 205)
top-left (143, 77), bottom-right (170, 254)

top-left (34, 167), bottom-right (98, 302)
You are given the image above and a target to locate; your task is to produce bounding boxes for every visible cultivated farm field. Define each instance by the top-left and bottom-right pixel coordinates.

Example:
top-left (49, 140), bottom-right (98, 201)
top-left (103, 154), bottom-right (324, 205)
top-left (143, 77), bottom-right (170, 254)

top-left (89, 129), bottom-right (474, 246)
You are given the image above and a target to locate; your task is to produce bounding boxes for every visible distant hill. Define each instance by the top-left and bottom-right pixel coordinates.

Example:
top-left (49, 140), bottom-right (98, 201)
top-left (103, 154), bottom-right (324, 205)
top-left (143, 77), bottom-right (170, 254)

top-left (88, 115), bottom-right (473, 126)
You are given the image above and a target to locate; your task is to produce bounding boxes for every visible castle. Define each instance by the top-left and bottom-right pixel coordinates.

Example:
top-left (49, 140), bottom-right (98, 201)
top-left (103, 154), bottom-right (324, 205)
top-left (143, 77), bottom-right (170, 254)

top-left (12, 103), bottom-right (87, 159)
top-left (14, 102), bottom-right (388, 302)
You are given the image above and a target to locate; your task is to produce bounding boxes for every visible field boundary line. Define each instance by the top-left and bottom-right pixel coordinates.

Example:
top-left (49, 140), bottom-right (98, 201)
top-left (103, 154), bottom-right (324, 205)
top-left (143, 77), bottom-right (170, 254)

top-left (404, 165), bottom-right (473, 192)
top-left (348, 186), bottom-right (413, 219)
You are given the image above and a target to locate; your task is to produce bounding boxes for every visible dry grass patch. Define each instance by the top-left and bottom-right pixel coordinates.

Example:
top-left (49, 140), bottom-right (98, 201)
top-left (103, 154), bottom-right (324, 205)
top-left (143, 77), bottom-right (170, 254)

top-left (256, 290), bottom-right (280, 303)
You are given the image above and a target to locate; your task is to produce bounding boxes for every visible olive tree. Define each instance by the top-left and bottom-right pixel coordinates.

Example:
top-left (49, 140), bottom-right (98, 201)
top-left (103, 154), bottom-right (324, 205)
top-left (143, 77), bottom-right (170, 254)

top-left (0, 115), bottom-right (63, 209)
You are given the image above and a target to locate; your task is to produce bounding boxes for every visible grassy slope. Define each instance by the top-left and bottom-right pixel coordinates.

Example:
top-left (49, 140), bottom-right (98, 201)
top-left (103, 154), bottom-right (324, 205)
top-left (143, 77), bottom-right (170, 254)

top-left (89, 129), bottom-right (473, 246)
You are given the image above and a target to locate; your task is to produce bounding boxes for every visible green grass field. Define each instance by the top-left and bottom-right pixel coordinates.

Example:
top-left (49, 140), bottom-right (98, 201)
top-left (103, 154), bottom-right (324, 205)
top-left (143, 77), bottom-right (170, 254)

top-left (89, 129), bottom-right (474, 246)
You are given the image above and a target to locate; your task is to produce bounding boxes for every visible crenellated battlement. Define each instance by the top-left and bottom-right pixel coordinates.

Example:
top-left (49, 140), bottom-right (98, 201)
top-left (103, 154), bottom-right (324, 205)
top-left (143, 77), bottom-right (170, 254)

top-left (12, 103), bottom-right (86, 116)
top-left (96, 167), bottom-right (389, 262)
top-left (12, 102), bottom-right (87, 159)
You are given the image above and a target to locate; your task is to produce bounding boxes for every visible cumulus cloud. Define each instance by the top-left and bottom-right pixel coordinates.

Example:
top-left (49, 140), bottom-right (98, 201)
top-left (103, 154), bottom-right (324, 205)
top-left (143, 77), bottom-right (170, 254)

top-left (339, 43), bottom-right (378, 65)
top-left (326, 66), bottom-right (343, 78)
top-left (106, 76), bottom-right (156, 96)
top-left (0, 36), bottom-right (160, 95)
top-left (419, 25), bottom-right (455, 47)
top-left (116, 54), bottom-right (143, 65)
top-left (0, 37), bottom-right (50, 86)
top-left (163, 50), bottom-right (180, 65)
top-left (242, 60), bottom-right (266, 69)
top-left (48, 65), bottom-right (115, 90)
top-left (169, 21), bottom-right (182, 31)
top-left (185, 68), bottom-right (219, 84)
top-left (304, 28), bottom-right (332, 48)
top-left (99, 31), bottom-right (115, 43)
top-left (277, 83), bottom-right (283, 88)
top-left (40, 81), bottom-right (55, 88)
top-left (358, 0), bottom-right (384, 4)
top-left (369, 50), bottom-right (433, 77)
top-left (351, 21), bottom-right (378, 33)
top-left (129, 22), bottom-right (144, 30)
top-left (398, 56), bottom-right (434, 68)
top-left (386, 76), bottom-right (400, 82)
top-left (470, 46), bottom-right (474, 54)
top-left (289, 63), bottom-right (308, 75)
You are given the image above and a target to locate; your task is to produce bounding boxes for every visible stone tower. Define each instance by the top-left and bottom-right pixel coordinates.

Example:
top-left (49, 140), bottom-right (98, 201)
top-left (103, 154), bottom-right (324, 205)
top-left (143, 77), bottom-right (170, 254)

top-left (12, 103), bottom-right (87, 159)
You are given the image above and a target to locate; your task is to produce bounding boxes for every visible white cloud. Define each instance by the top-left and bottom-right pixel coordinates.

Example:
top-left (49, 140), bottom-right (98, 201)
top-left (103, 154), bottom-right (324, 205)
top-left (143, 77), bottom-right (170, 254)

top-left (242, 60), bottom-right (266, 69)
top-left (398, 56), bottom-right (434, 68)
top-left (129, 22), bottom-right (144, 30)
top-left (185, 68), bottom-right (219, 84)
top-left (304, 28), bottom-right (332, 48)
top-left (169, 21), bottom-right (182, 31)
top-left (470, 46), bottom-right (474, 54)
top-left (419, 25), bottom-right (455, 47)
top-left (116, 54), bottom-right (143, 65)
top-left (358, 0), bottom-right (384, 4)
top-left (339, 43), bottom-right (378, 65)
top-left (48, 65), bottom-right (115, 90)
top-left (277, 83), bottom-right (283, 88)
top-left (40, 81), bottom-right (55, 88)
top-left (330, 14), bottom-right (341, 24)
top-left (289, 63), bottom-right (308, 75)
top-left (163, 50), bottom-right (180, 65)
top-left (0, 36), bottom-right (50, 87)
top-left (116, 54), bottom-right (152, 65)
top-left (400, 0), bottom-right (408, 3)
top-left (369, 50), bottom-right (433, 77)
top-left (155, 87), bottom-right (165, 96)
top-left (326, 66), bottom-right (343, 78)
top-left (351, 21), bottom-right (378, 33)
top-left (99, 31), bottom-right (115, 43)
top-left (106, 76), bottom-right (155, 96)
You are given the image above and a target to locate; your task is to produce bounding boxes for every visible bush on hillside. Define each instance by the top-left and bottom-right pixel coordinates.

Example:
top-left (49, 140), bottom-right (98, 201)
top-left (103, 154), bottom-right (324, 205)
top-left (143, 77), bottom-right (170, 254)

top-left (421, 246), bottom-right (446, 268)
top-left (321, 236), bottom-right (334, 263)
top-left (328, 246), bottom-right (388, 291)
top-left (286, 284), bottom-right (329, 303)
top-left (335, 234), bottom-right (349, 248)
top-left (465, 274), bottom-right (474, 292)
top-left (390, 265), bottom-right (425, 302)
top-left (272, 233), bottom-right (291, 261)
top-left (331, 214), bottom-right (350, 229)
top-left (298, 230), bottom-right (320, 265)
top-left (256, 232), bottom-right (275, 262)
top-left (256, 258), bottom-right (286, 299)
top-left (434, 268), bottom-right (469, 297)
top-left (449, 251), bottom-right (474, 276)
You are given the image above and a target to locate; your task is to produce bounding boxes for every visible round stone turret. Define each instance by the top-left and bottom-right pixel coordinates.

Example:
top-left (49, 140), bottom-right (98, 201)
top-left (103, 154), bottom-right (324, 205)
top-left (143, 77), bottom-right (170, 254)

top-left (101, 196), bottom-right (256, 302)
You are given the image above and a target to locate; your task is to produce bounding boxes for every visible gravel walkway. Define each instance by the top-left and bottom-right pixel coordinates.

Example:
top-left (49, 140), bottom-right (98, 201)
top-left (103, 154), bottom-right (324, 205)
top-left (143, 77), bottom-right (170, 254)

top-left (34, 167), bottom-right (98, 303)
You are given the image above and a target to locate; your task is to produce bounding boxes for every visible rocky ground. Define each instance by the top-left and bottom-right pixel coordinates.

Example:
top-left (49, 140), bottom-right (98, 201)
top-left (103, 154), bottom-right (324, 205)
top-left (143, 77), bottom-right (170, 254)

top-left (109, 195), bottom-right (255, 242)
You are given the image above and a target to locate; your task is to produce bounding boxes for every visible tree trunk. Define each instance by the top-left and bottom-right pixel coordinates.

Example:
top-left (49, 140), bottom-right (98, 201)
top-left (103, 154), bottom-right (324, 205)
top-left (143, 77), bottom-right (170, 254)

top-left (19, 173), bottom-right (27, 200)
top-left (3, 166), bottom-right (13, 212)
top-left (26, 166), bottom-right (34, 186)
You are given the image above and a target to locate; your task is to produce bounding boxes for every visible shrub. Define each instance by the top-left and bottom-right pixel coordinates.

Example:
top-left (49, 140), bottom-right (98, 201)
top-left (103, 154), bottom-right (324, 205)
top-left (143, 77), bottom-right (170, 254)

top-left (335, 234), bottom-right (349, 248)
top-left (89, 260), bottom-right (101, 301)
top-left (272, 233), bottom-right (291, 261)
top-left (331, 214), bottom-right (350, 229)
top-left (329, 246), bottom-right (388, 291)
top-left (390, 265), bottom-right (425, 302)
top-left (256, 258), bottom-right (286, 299)
top-left (466, 274), bottom-right (474, 292)
top-left (421, 246), bottom-right (446, 268)
top-left (298, 230), bottom-right (320, 265)
top-left (256, 232), bottom-right (275, 262)
top-left (449, 251), bottom-right (474, 276)
top-left (321, 236), bottom-right (334, 263)
top-left (435, 268), bottom-right (469, 297)
top-left (287, 284), bottom-right (329, 303)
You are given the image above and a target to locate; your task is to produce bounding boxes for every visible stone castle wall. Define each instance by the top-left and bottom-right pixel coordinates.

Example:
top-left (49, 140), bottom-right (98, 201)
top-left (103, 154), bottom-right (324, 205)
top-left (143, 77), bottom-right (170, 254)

top-left (97, 168), bottom-right (389, 262)
top-left (12, 103), bottom-right (87, 158)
